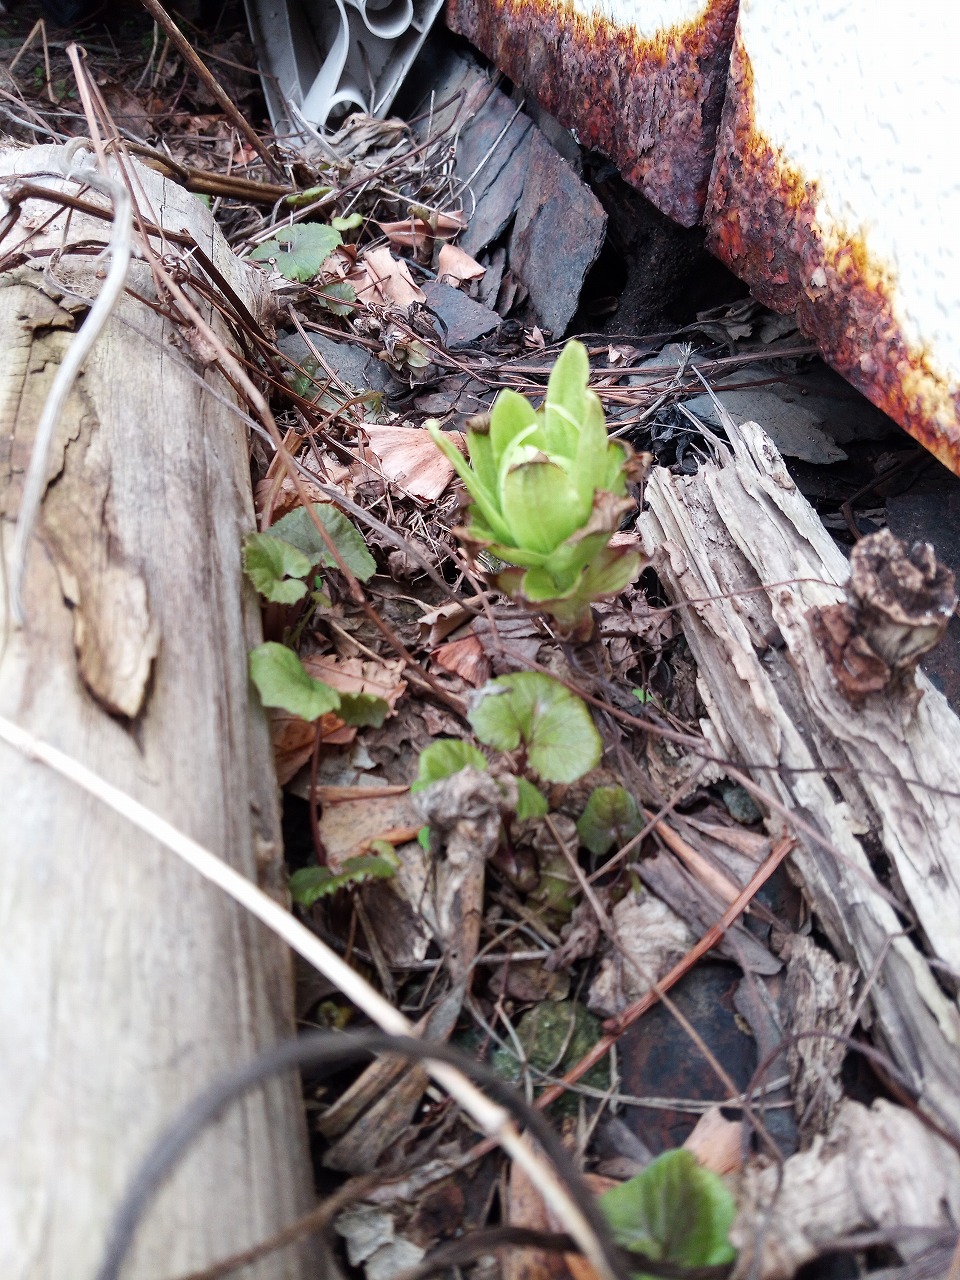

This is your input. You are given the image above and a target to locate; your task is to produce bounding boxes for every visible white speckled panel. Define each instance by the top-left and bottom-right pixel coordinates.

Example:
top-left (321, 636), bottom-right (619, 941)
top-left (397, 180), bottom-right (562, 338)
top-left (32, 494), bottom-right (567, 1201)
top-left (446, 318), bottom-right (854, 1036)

top-left (739, 0), bottom-right (960, 385)
top-left (567, 0), bottom-right (713, 39)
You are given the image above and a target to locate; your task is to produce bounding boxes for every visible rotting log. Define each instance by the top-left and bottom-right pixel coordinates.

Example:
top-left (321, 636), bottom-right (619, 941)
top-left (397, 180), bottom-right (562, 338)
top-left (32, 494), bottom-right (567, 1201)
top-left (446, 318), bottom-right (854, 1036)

top-left (0, 145), bottom-right (322, 1279)
top-left (638, 417), bottom-right (960, 1134)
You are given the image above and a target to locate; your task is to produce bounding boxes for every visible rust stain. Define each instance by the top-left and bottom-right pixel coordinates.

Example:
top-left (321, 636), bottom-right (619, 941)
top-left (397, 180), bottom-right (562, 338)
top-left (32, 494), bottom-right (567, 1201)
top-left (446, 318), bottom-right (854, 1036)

top-left (705, 33), bottom-right (960, 476)
top-left (446, 0), bottom-right (738, 227)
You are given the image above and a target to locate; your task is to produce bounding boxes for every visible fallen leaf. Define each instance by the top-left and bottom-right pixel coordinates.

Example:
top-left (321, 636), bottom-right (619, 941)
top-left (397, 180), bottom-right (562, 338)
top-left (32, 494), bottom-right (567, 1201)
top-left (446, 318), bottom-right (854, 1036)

top-left (255, 475), bottom-right (344, 523)
top-left (431, 632), bottom-right (490, 686)
top-left (587, 892), bottom-right (694, 1018)
top-left (362, 424), bottom-right (464, 501)
top-left (353, 246), bottom-right (425, 307)
top-left (683, 1106), bottom-right (744, 1175)
top-left (437, 242), bottom-right (485, 286)
top-left (318, 789), bottom-right (421, 867)
top-left (269, 656), bottom-right (406, 781)
top-left (305, 654), bottom-right (406, 744)
top-left (419, 600), bottom-right (478, 646)
top-left (376, 212), bottom-right (466, 252)
top-left (270, 708), bottom-right (341, 785)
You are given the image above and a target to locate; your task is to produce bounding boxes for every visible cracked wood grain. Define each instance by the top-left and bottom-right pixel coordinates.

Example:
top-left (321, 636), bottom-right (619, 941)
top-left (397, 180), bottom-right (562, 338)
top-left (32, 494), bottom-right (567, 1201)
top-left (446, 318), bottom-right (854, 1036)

top-left (638, 416), bottom-right (960, 1136)
top-left (0, 146), bottom-right (327, 1280)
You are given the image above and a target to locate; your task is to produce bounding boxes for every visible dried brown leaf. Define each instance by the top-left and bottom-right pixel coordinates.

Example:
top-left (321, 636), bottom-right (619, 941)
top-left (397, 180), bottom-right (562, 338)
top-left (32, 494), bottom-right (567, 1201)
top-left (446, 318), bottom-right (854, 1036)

top-left (362, 424), bottom-right (463, 500)
top-left (437, 242), bottom-right (485, 285)
top-left (376, 212), bottom-right (466, 251)
top-left (431, 632), bottom-right (490, 686)
top-left (354, 246), bottom-right (425, 306)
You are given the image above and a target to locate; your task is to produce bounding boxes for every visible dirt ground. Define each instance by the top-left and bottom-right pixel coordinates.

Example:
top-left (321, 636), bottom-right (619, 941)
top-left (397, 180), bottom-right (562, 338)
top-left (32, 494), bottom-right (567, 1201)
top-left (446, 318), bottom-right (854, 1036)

top-left (2, 5), bottom-right (960, 1280)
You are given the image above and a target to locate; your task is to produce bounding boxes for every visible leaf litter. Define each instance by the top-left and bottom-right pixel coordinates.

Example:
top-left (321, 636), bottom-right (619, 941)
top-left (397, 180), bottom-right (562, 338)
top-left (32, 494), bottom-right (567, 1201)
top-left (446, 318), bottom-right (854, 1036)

top-left (3, 5), bottom-right (960, 1280)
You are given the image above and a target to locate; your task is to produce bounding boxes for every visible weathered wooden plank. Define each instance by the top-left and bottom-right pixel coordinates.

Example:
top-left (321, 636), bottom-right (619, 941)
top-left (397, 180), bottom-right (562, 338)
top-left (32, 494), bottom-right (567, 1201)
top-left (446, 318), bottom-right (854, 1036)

top-left (0, 145), bottom-right (321, 1279)
top-left (638, 417), bottom-right (960, 1134)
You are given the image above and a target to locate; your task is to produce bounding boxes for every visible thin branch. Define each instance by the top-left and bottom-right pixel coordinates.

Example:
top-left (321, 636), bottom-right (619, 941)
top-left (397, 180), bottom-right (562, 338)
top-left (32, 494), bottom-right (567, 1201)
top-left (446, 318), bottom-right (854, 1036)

top-left (135, 0), bottom-right (284, 181)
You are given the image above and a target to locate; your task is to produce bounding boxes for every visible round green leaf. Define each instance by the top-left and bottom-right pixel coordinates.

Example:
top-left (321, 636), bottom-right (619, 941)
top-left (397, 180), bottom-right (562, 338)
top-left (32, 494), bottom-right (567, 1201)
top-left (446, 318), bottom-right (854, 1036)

top-left (266, 503), bottom-right (376, 582)
top-left (243, 532), bottom-right (312, 603)
top-left (468, 672), bottom-right (602, 783)
top-left (514, 776), bottom-right (549, 819)
top-left (412, 739), bottom-right (487, 792)
top-left (248, 222), bottom-right (342, 282)
top-left (289, 851), bottom-right (397, 907)
top-left (577, 785), bottom-right (642, 855)
top-left (600, 1149), bottom-right (737, 1275)
top-left (337, 692), bottom-right (390, 728)
top-left (249, 642), bottom-right (341, 721)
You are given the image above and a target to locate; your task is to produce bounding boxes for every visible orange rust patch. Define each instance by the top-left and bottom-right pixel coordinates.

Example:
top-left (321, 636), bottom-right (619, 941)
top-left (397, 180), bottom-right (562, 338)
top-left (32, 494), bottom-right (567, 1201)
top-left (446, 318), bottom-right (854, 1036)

top-left (705, 32), bottom-right (960, 476)
top-left (446, 0), bottom-right (738, 226)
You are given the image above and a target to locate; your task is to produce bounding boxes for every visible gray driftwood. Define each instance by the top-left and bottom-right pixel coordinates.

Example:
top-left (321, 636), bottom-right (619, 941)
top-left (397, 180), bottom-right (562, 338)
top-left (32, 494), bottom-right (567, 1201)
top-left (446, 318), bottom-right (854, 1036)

top-left (0, 145), bottom-right (321, 1278)
top-left (638, 418), bottom-right (960, 1133)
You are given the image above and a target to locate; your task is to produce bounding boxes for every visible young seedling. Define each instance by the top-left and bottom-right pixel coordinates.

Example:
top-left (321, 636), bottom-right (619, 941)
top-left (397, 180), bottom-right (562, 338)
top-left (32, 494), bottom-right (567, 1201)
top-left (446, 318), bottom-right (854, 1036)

top-left (600, 1149), bottom-right (736, 1280)
top-left (428, 340), bottom-right (644, 639)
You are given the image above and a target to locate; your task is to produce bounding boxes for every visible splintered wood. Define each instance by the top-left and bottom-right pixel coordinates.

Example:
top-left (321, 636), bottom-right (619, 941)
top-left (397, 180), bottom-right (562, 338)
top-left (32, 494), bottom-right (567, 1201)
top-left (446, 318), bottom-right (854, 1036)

top-left (638, 417), bottom-right (960, 1133)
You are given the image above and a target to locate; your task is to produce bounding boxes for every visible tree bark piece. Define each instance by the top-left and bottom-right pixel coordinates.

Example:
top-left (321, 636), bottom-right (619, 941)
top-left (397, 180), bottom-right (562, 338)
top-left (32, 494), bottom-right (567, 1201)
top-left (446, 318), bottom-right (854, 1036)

top-left (638, 417), bottom-right (960, 1134)
top-left (0, 145), bottom-right (321, 1279)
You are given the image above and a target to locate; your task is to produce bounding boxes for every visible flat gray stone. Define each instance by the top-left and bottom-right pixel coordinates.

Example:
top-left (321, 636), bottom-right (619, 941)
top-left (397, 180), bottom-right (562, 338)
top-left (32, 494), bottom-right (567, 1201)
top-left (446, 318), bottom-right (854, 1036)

top-left (422, 280), bottom-right (500, 347)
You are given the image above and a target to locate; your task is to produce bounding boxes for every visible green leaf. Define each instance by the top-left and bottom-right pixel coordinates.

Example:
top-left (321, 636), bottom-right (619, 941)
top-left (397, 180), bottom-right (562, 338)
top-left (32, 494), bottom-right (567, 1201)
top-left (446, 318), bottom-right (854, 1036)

top-left (464, 425), bottom-right (500, 506)
top-left (289, 852), bottom-right (398, 907)
top-left (542, 339), bottom-right (589, 458)
top-left (572, 391), bottom-right (626, 508)
top-left (266, 504), bottom-right (376, 582)
top-left (284, 185), bottom-right (332, 207)
top-left (514, 776), bottom-right (549, 819)
top-left (426, 419), bottom-right (514, 545)
top-left (574, 545), bottom-right (643, 599)
top-left (337, 692), bottom-right (390, 728)
top-left (468, 672), bottom-right (602, 783)
top-left (483, 539), bottom-right (550, 570)
top-left (417, 825), bottom-right (432, 850)
top-left (540, 530), bottom-right (615, 590)
top-left (248, 222), bottom-right (342, 282)
top-left (600, 1149), bottom-right (737, 1276)
top-left (577, 785), bottom-right (642, 855)
top-left (243, 532), bottom-right (313, 603)
top-left (500, 459), bottom-right (588, 554)
top-left (411, 738), bottom-right (487, 793)
top-left (316, 280), bottom-right (357, 316)
top-left (489, 388), bottom-right (541, 471)
top-left (332, 212), bottom-right (363, 231)
top-left (249, 642), bottom-right (341, 721)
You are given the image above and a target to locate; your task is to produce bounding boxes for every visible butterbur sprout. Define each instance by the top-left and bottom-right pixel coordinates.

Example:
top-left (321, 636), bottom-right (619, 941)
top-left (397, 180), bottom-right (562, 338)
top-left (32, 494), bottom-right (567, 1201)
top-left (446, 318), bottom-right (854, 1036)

top-left (428, 340), bottom-right (643, 639)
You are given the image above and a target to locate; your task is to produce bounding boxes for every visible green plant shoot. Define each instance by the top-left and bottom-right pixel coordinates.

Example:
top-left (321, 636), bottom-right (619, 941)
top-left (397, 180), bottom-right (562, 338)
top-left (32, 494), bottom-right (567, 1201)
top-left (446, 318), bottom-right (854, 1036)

top-left (427, 340), bottom-right (644, 638)
top-left (600, 1149), bottom-right (737, 1280)
top-left (248, 222), bottom-right (342, 282)
top-left (249, 642), bottom-right (388, 727)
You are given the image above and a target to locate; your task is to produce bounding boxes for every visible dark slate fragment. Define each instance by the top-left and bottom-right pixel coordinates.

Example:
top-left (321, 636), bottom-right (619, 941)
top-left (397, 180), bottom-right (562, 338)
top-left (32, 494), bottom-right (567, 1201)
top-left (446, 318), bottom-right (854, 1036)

top-left (276, 331), bottom-right (394, 395)
top-left (509, 130), bottom-right (607, 336)
top-left (454, 84), bottom-right (535, 257)
top-left (422, 280), bottom-right (500, 347)
top-left (413, 51), bottom-right (535, 258)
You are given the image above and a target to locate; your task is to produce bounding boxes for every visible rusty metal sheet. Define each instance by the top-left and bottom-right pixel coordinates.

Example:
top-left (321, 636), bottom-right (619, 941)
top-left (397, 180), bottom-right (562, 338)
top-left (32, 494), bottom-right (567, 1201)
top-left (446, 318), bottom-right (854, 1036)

top-left (446, 0), bottom-right (739, 227)
top-left (704, 9), bottom-right (960, 476)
